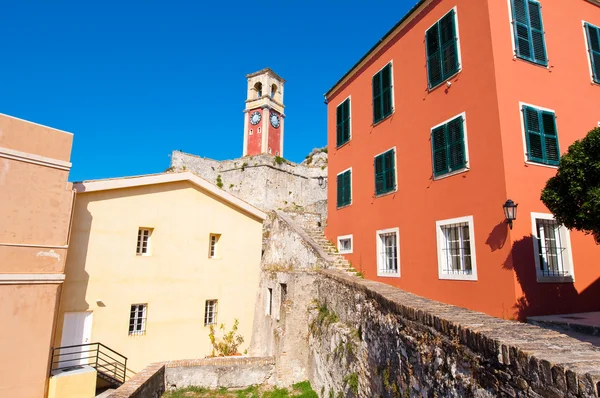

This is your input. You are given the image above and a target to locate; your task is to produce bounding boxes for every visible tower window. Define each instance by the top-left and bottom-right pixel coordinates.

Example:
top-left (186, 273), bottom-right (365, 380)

top-left (254, 82), bottom-right (263, 98)
top-left (249, 129), bottom-right (253, 135)
top-left (271, 84), bottom-right (277, 98)
top-left (258, 127), bottom-right (261, 134)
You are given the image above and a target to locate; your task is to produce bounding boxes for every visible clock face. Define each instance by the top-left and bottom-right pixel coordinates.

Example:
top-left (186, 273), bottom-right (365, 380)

top-left (270, 113), bottom-right (280, 128)
top-left (249, 111), bottom-right (261, 125)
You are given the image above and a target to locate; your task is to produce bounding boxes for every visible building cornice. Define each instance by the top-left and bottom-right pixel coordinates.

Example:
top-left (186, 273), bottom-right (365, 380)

top-left (0, 273), bottom-right (66, 284)
top-left (324, 0), bottom-right (430, 100)
top-left (246, 68), bottom-right (286, 83)
top-left (0, 146), bottom-right (72, 170)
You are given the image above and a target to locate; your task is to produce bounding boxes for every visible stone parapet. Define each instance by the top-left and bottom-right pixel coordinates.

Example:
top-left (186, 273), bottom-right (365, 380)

top-left (309, 269), bottom-right (600, 397)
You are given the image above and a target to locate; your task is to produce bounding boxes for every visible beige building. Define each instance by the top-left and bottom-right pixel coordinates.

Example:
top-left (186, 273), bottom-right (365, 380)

top-left (54, 172), bottom-right (266, 381)
top-left (0, 114), bottom-right (74, 398)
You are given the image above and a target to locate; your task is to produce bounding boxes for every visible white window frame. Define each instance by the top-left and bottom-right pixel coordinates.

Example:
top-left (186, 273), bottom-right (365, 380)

top-left (337, 234), bottom-right (353, 254)
top-left (530, 212), bottom-right (575, 283)
top-left (431, 112), bottom-right (470, 180)
top-left (336, 167), bottom-right (352, 208)
top-left (336, 95), bottom-right (352, 148)
top-left (518, 102), bottom-right (559, 169)
top-left (129, 304), bottom-right (147, 336)
top-left (436, 216), bottom-right (478, 281)
top-left (425, 6), bottom-right (463, 91)
top-left (376, 227), bottom-right (400, 278)
top-left (209, 234), bottom-right (220, 259)
top-left (583, 20), bottom-right (600, 86)
top-left (204, 300), bottom-right (218, 326)
top-left (372, 61), bottom-right (395, 125)
top-left (373, 146), bottom-right (398, 197)
top-left (136, 228), bottom-right (152, 256)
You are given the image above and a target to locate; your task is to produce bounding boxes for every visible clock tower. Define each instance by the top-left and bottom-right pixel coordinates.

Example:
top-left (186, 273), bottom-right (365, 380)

top-left (243, 68), bottom-right (285, 157)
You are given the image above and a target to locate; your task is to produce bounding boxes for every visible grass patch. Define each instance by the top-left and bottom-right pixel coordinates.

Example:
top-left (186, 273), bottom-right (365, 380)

top-left (162, 381), bottom-right (317, 398)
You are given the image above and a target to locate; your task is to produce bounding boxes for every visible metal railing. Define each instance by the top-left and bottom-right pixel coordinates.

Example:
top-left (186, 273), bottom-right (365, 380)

top-left (50, 343), bottom-right (128, 386)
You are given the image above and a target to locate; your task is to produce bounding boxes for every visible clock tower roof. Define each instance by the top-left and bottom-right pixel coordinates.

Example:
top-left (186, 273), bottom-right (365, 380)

top-left (246, 68), bottom-right (286, 83)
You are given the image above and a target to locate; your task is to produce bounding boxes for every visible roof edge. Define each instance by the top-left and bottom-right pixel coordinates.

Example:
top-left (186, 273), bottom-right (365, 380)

top-left (74, 172), bottom-right (267, 221)
top-left (324, 0), bottom-right (428, 99)
top-left (246, 68), bottom-right (286, 83)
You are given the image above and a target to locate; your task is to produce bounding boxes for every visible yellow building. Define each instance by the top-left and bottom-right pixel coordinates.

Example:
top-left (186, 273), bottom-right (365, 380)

top-left (54, 172), bottom-right (265, 382)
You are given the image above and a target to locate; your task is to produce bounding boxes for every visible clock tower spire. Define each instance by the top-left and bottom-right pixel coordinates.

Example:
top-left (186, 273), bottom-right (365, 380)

top-left (243, 68), bottom-right (285, 157)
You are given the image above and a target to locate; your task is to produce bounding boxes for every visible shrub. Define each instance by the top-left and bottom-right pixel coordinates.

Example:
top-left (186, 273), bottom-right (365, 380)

top-left (208, 319), bottom-right (244, 356)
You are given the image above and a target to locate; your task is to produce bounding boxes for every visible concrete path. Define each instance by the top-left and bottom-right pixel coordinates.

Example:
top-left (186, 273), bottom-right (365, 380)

top-left (528, 311), bottom-right (600, 347)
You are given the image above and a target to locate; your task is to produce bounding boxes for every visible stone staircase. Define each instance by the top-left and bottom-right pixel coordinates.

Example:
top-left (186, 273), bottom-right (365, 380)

top-left (282, 210), bottom-right (359, 276)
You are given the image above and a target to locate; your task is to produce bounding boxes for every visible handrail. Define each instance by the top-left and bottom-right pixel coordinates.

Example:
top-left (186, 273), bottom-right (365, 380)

top-left (49, 342), bottom-right (128, 386)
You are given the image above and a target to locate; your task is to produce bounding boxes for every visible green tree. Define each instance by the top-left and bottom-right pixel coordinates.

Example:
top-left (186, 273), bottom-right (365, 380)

top-left (541, 127), bottom-right (600, 243)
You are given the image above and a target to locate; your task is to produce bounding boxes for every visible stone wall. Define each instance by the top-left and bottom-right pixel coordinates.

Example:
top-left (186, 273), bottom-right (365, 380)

top-left (108, 357), bottom-right (275, 397)
top-left (170, 151), bottom-right (327, 215)
top-left (164, 357), bottom-right (275, 390)
top-left (308, 269), bottom-right (600, 398)
top-left (108, 363), bottom-right (165, 398)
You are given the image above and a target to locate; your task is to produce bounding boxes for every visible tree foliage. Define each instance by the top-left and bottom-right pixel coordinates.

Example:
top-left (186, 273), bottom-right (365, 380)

top-left (541, 127), bottom-right (600, 242)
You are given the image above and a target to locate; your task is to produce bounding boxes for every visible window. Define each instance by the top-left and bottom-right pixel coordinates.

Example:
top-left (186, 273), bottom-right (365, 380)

top-left (426, 9), bottom-right (460, 89)
top-left (522, 105), bottom-right (560, 166)
top-left (136, 228), bottom-right (152, 256)
top-left (337, 235), bottom-right (353, 254)
top-left (336, 168), bottom-right (351, 208)
top-left (254, 82), bottom-right (262, 98)
top-left (431, 114), bottom-right (467, 178)
top-left (585, 22), bottom-right (600, 84)
top-left (280, 283), bottom-right (287, 304)
top-left (531, 213), bottom-right (574, 282)
top-left (271, 84), bottom-right (277, 98)
top-left (372, 63), bottom-right (393, 123)
top-left (436, 216), bottom-right (477, 281)
top-left (336, 98), bottom-right (351, 146)
top-left (510, 0), bottom-right (547, 66)
top-left (129, 304), bottom-right (147, 336)
top-left (209, 234), bottom-right (220, 258)
top-left (374, 149), bottom-right (396, 195)
top-left (204, 300), bottom-right (218, 326)
top-left (266, 288), bottom-right (272, 316)
top-left (376, 228), bottom-right (400, 277)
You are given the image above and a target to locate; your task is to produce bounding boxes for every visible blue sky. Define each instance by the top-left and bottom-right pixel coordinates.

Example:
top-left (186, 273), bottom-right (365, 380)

top-left (0, 0), bottom-right (415, 181)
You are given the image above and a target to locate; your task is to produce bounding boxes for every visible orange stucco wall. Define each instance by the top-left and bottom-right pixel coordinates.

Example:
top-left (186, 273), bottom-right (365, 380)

top-left (488, 0), bottom-right (600, 318)
top-left (0, 114), bottom-right (74, 397)
top-left (325, 0), bottom-right (600, 319)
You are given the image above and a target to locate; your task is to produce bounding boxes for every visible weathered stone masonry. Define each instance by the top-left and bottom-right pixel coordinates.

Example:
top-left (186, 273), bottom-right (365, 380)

top-left (308, 270), bottom-right (600, 398)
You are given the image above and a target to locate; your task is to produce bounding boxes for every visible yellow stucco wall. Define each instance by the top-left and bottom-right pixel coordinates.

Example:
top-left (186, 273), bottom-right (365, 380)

top-left (48, 366), bottom-right (96, 398)
top-left (55, 181), bottom-right (263, 373)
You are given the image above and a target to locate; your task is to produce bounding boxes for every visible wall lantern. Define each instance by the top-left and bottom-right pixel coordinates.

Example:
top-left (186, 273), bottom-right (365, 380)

top-left (503, 199), bottom-right (518, 229)
top-left (318, 176), bottom-right (327, 188)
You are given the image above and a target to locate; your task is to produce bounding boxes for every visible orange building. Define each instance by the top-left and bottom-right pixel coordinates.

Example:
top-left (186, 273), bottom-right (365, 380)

top-left (0, 114), bottom-right (74, 397)
top-left (325, 0), bottom-right (600, 320)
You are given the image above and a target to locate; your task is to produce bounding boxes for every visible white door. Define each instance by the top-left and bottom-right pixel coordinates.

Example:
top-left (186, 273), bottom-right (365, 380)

top-left (60, 312), bottom-right (93, 367)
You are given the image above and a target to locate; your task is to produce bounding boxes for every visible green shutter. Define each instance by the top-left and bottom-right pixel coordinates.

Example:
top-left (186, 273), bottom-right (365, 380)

top-left (511, 0), bottom-right (547, 66)
top-left (336, 173), bottom-right (343, 207)
top-left (383, 149), bottom-right (395, 192)
top-left (344, 170), bottom-right (351, 206)
top-left (586, 23), bottom-right (600, 84)
top-left (432, 126), bottom-right (447, 176)
top-left (373, 64), bottom-right (393, 124)
top-left (374, 154), bottom-right (384, 194)
top-left (373, 73), bottom-right (382, 123)
top-left (541, 111), bottom-right (559, 165)
top-left (426, 23), bottom-right (443, 88)
top-left (336, 99), bottom-right (351, 147)
top-left (523, 106), bottom-right (544, 163)
top-left (523, 106), bottom-right (559, 165)
top-left (336, 104), bottom-right (343, 146)
top-left (337, 170), bottom-right (351, 207)
top-left (447, 117), bottom-right (466, 171)
top-left (527, 1), bottom-right (547, 65)
top-left (427, 10), bottom-right (459, 89)
top-left (431, 116), bottom-right (466, 177)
